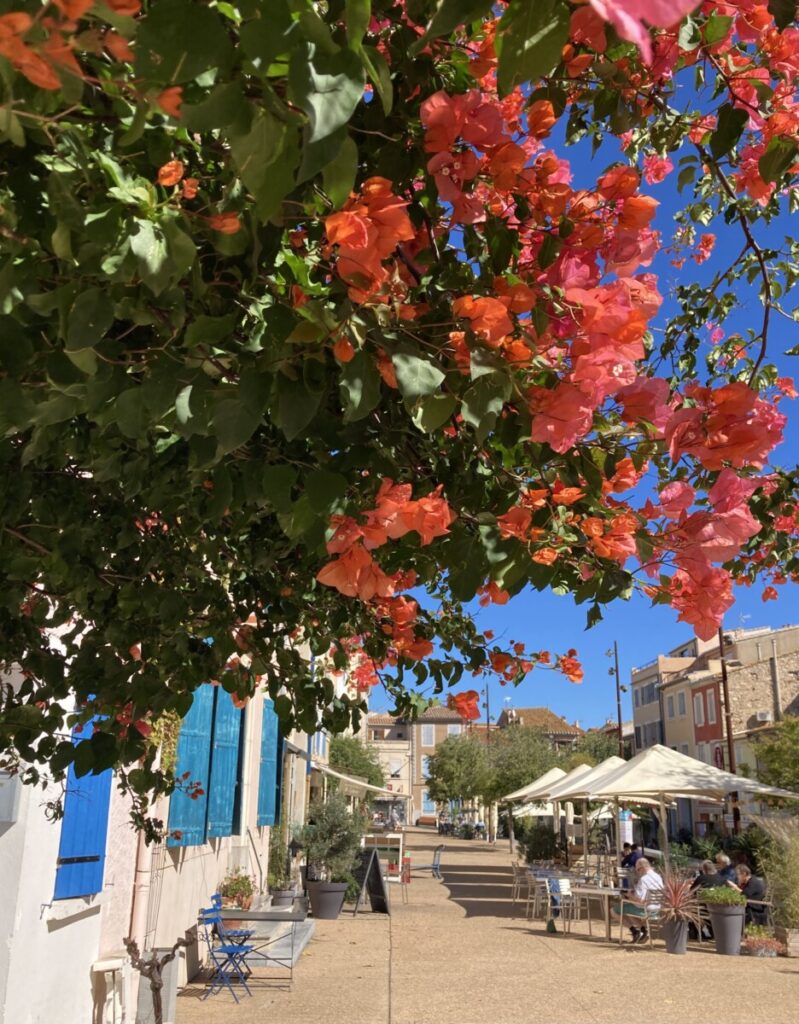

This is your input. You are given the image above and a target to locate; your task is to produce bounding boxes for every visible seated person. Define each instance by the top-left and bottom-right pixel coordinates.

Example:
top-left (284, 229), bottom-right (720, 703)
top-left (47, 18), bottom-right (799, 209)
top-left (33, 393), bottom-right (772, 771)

top-left (611, 857), bottom-right (663, 943)
top-left (691, 859), bottom-right (724, 890)
top-left (620, 842), bottom-right (642, 868)
top-left (728, 864), bottom-right (769, 925)
top-left (714, 852), bottom-right (736, 883)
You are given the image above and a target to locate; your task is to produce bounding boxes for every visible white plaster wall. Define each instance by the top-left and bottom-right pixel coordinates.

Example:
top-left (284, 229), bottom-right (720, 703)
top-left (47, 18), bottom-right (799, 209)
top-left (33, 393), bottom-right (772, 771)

top-left (98, 785), bottom-right (138, 957)
top-left (0, 778), bottom-right (103, 1024)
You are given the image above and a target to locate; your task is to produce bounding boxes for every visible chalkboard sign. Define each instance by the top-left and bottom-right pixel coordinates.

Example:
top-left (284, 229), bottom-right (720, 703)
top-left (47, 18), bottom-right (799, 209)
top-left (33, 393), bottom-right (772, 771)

top-left (351, 848), bottom-right (390, 916)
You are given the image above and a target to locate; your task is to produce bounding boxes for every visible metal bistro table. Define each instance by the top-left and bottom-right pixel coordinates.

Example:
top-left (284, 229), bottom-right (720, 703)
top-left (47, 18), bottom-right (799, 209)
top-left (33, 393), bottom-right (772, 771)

top-left (220, 898), bottom-right (309, 984)
top-left (570, 884), bottom-right (621, 941)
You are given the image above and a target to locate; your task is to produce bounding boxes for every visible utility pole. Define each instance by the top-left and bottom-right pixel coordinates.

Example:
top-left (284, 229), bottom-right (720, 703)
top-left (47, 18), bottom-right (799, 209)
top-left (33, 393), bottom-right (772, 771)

top-left (718, 626), bottom-right (740, 834)
top-left (613, 641), bottom-right (624, 758)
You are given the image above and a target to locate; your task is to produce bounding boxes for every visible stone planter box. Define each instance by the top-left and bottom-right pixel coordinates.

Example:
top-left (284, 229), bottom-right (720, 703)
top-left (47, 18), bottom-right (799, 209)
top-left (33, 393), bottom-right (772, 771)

top-left (775, 926), bottom-right (799, 957)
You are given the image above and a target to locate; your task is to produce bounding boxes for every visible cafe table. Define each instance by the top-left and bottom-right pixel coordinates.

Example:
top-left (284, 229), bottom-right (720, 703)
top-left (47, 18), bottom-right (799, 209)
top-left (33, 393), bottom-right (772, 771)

top-left (569, 884), bottom-right (621, 941)
top-left (219, 898), bottom-right (308, 983)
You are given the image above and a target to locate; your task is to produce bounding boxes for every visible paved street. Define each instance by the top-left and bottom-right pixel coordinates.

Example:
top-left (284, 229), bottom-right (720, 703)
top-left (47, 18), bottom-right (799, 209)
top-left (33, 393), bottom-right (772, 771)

top-left (177, 829), bottom-right (799, 1024)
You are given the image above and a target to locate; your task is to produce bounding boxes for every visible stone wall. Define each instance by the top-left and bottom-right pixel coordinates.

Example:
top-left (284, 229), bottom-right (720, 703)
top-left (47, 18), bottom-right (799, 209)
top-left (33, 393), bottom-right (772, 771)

top-left (727, 648), bottom-right (799, 733)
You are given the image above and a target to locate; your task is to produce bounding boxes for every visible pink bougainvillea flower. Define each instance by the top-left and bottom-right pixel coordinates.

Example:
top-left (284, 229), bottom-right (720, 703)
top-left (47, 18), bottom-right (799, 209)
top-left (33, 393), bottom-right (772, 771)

top-left (587, 0), bottom-right (699, 63)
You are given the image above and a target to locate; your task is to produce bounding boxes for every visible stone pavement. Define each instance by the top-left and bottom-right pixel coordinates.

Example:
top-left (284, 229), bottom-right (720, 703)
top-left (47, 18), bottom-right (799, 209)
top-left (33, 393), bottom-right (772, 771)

top-left (176, 828), bottom-right (799, 1024)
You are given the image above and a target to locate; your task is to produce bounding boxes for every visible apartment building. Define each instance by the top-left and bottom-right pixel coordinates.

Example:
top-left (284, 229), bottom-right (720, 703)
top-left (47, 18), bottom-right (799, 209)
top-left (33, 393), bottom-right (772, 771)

top-left (494, 706), bottom-right (583, 749)
top-left (365, 707), bottom-right (466, 823)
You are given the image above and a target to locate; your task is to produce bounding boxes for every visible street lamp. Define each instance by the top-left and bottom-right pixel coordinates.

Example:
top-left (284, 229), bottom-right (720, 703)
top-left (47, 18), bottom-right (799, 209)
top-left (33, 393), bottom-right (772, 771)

top-left (605, 642), bottom-right (624, 758)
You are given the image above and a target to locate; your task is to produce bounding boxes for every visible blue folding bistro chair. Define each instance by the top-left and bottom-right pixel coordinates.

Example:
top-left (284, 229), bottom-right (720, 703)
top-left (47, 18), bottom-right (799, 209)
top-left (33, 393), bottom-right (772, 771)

top-left (209, 892), bottom-right (254, 945)
top-left (198, 907), bottom-right (253, 1002)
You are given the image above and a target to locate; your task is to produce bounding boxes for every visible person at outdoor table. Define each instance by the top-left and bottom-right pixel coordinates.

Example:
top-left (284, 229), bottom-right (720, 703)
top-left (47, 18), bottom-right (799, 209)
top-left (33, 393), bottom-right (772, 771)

top-left (611, 857), bottom-right (663, 943)
top-left (691, 859), bottom-right (724, 890)
top-left (714, 852), bottom-right (736, 883)
top-left (620, 843), bottom-right (642, 868)
top-left (727, 864), bottom-right (769, 925)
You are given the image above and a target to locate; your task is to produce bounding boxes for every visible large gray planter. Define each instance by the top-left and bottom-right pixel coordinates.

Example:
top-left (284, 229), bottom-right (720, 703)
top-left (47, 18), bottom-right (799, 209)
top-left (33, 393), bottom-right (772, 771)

top-left (661, 919), bottom-right (689, 954)
top-left (708, 905), bottom-right (745, 955)
top-left (306, 881), bottom-right (348, 920)
top-left (269, 887), bottom-right (296, 908)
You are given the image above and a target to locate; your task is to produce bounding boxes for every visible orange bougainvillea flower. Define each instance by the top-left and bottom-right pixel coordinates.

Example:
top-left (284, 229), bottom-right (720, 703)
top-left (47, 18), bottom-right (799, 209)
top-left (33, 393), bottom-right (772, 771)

top-left (333, 336), bottom-right (355, 363)
top-left (208, 212), bottom-right (241, 234)
top-left (52, 0), bottom-right (93, 18)
top-left (105, 0), bottom-right (142, 13)
top-left (452, 295), bottom-right (513, 347)
top-left (532, 547), bottom-right (559, 565)
top-left (447, 690), bottom-right (480, 721)
top-left (157, 160), bottom-right (184, 186)
top-left (104, 29), bottom-right (134, 62)
top-left (156, 86), bottom-right (183, 118)
top-left (560, 656), bottom-right (584, 683)
top-left (181, 177), bottom-right (199, 199)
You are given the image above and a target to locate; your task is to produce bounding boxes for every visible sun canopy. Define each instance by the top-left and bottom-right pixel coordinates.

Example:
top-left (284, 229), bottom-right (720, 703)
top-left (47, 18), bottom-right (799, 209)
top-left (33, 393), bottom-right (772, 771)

top-left (585, 744), bottom-right (799, 802)
top-left (311, 761), bottom-right (410, 800)
top-left (546, 757), bottom-right (626, 802)
top-left (536, 763), bottom-right (594, 802)
top-left (512, 801), bottom-right (561, 819)
top-left (503, 766), bottom-right (566, 803)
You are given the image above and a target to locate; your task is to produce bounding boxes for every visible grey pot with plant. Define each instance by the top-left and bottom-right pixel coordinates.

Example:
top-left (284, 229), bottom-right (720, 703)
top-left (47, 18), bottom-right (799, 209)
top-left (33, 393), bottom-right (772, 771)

top-left (299, 793), bottom-right (367, 920)
top-left (268, 823), bottom-right (297, 908)
top-left (657, 874), bottom-right (702, 954)
top-left (701, 886), bottom-right (746, 955)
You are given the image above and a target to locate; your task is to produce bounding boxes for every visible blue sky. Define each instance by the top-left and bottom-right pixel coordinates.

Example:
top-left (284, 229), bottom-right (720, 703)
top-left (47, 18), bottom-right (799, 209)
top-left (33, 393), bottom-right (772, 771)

top-left (370, 93), bottom-right (799, 727)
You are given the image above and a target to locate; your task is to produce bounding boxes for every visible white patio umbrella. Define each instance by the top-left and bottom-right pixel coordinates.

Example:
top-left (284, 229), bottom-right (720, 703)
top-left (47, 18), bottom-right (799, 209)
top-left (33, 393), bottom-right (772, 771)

top-left (533, 764), bottom-right (594, 849)
top-left (511, 800), bottom-right (561, 819)
top-left (585, 744), bottom-right (799, 863)
top-left (544, 756), bottom-right (626, 859)
top-left (503, 766), bottom-right (567, 803)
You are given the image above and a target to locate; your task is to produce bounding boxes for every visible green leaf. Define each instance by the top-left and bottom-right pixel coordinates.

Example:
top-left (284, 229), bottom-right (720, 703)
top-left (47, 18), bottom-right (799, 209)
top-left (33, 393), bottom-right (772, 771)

top-left (305, 469), bottom-right (349, 512)
top-left (115, 389), bottom-right (146, 439)
top-left (273, 372), bottom-right (324, 440)
top-left (768, 0), bottom-right (799, 31)
top-left (240, 0), bottom-right (293, 68)
top-left (461, 375), bottom-right (511, 439)
top-left (228, 108), bottom-right (299, 219)
top-left (0, 317), bottom-right (34, 373)
top-left (409, 0), bottom-right (493, 56)
top-left (703, 14), bottom-right (733, 45)
top-left (759, 137), bottom-right (799, 183)
top-left (66, 289), bottom-right (114, 351)
top-left (185, 315), bottom-right (238, 349)
top-left (323, 134), bottom-right (358, 209)
top-left (392, 350), bottom-right (445, 400)
top-left (135, 0), bottom-right (233, 83)
top-left (339, 350), bottom-right (380, 421)
top-left (411, 394), bottom-right (457, 433)
top-left (130, 220), bottom-right (169, 295)
top-left (183, 82), bottom-right (251, 132)
top-left (345, 0), bottom-right (371, 48)
top-left (288, 45), bottom-right (365, 144)
top-left (709, 104), bottom-right (748, 160)
top-left (0, 105), bottom-right (25, 147)
top-left (263, 465), bottom-right (297, 513)
top-left (362, 45), bottom-right (393, 115)
top-left (496, 0), bottom-right (569, 97)
top-left (212, 397), bottom-right (262, 453)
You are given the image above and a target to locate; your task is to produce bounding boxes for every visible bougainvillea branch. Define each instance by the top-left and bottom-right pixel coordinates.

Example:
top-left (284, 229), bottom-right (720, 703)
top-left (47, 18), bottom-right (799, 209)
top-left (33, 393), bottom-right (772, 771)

top-left (1, 1), bottom-right (799, 828)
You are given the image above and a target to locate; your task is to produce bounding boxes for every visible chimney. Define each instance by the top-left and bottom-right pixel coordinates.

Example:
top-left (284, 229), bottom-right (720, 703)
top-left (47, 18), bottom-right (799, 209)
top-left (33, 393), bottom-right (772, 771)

top-left (574, 719), bottom-right (581, 729)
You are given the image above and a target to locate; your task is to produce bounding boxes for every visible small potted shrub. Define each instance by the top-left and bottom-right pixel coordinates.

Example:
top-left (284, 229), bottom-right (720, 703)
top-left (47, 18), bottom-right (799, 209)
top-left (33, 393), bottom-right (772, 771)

top-left (299, 793), bottom-right (367, 920)
top-left (268, 824), bottom-right (296, 908)
top-left (742, 925), bottom-right (786, 958)
top-left (658, 874), bottom-right (702, 955)
top-left (218, 869), bottom-right (255, 910)
top-left (701, 886), bottom-right (746, 955)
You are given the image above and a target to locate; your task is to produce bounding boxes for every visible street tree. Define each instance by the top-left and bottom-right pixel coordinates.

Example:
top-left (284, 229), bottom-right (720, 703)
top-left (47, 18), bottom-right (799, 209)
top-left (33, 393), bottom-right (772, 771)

top-left (755, 716), bottom-right (799, 793)
top-left (425, 734), bottom-right (491, 808)
top-left (329, 734), bottom-right (386, 789)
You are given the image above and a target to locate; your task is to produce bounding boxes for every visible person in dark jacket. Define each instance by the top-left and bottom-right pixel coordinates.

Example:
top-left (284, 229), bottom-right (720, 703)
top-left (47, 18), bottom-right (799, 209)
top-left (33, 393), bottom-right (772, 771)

top-left (691, 859), bottom-right (724, 890)
top-left (621, 843), bottom-right (642, 868)
top-left (729, 864), bottom-right (769, 925)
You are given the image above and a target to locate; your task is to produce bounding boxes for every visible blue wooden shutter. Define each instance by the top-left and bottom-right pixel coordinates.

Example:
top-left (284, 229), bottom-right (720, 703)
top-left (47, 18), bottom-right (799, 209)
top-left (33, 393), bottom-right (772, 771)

top-left (256, 699), bottom-right (279, 826)
top-left (206, 691), bottom-right (243, 838)
top-left (54, 729), bottom-right (113, 900)
top-left (167, 684), bottom-right (215, 847)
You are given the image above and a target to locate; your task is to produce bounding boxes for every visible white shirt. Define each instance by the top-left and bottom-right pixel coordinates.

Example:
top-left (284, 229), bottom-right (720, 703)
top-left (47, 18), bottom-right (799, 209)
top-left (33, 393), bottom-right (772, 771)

top-left (634, 869), bottom-right (663, 910)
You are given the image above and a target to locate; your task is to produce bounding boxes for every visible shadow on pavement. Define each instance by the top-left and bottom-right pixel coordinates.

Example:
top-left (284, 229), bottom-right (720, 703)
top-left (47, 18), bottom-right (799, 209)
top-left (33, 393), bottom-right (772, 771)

top-left (439, 863), bottom-right (516, 918)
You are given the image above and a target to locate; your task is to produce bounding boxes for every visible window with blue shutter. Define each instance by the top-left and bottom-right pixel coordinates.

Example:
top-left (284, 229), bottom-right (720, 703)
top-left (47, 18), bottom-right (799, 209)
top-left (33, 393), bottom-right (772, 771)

top-left (53, 728), bottom-right (113, 900)
top-left (167, 684), bottom-right (215, 847)
top-left (206, 691), bottom-right (243, 838)
top-left (256, 699), bottom-right (280, 826)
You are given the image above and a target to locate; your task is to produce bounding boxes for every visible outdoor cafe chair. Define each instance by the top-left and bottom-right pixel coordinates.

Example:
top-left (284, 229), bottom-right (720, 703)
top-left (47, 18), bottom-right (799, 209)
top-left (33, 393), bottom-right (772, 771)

top-left (510, 861), bottom-right (530, 914)
top-left (415, 844), bottom-right (444, 880)
top-left (209, 893), bottom-right (254, 944)
top-left (615, 896), bottom-right (663, 949)
top-left (198, 907), bottom-right (253, 1002)
top-left (545, 878), bottom-right (577, 932)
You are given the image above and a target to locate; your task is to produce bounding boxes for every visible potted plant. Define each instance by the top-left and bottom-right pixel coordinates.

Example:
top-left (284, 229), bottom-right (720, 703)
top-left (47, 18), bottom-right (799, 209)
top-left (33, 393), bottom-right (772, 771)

top-left (299, 793), bottom-right (367, 920)
top-left (742, 925), bottom-right (786, 958)
top-left (218, 869), bottom-right (255, 910)
top-left (701, 886), bottom-right (746, 955)
top-left (268, 823), bottom-right (296, 908)
top-left (657, 874), bottom-right (702, 955)
top-left (760, 817), bottom-right (799, 957)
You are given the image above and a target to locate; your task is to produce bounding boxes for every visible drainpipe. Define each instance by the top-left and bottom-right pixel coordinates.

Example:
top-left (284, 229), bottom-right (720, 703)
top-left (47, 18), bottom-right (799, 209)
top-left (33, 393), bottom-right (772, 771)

top-left (128, 825), bottom-right (153, 952)
top-left (770, 638), bottom-right (784, 722)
